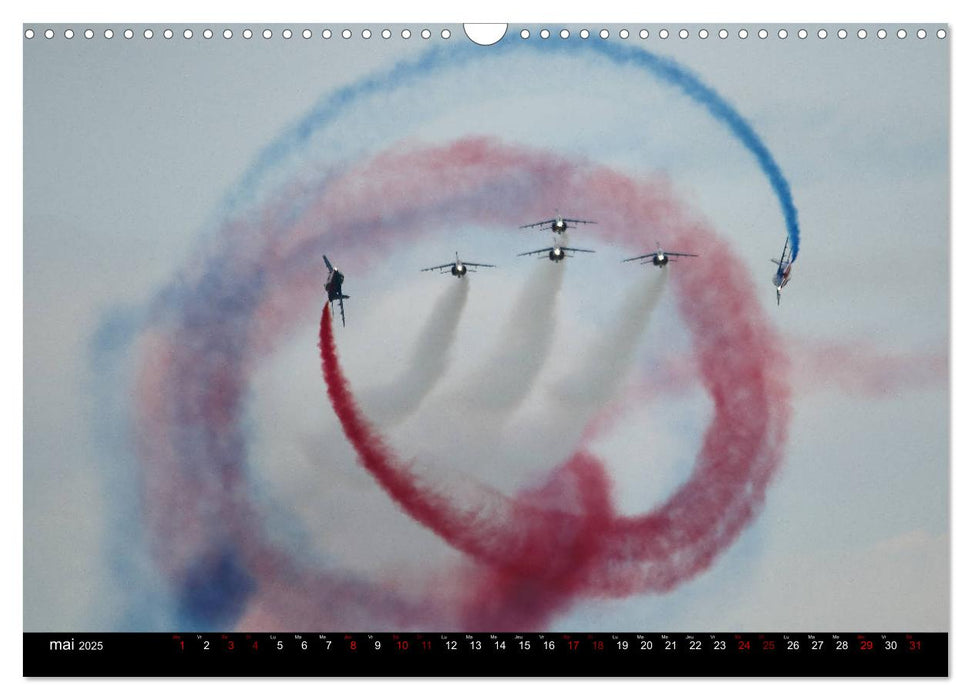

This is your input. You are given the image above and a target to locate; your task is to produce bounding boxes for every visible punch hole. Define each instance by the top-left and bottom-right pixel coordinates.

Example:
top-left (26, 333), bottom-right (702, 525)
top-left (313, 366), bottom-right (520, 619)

top-left (600, 29), bottom-right (610, 39)
top-left (937, 29), bottom-right (946, 39)
top-left (699, 29), bottom-right (709, 39)
top-left (798, 28), bottom-right (808, 39)
top-left (818, 29), bottom-right (827, 39)
top-left (778, 28), bottom-right (788, 39)
top-left (640, 29), bottom-right (650, 39)
top-left (658, 29), bottom-right (668, 39)
top-left (540, 29), bottom-right (550, 39)
top-left (580, 29), bottom-right (590, 39)
top-left (185, 29), bottom-right (194, 39)
top-left (561, 29), bottom-right (571, 39)
top-left (263, 29), bottom-right (272, 39)
top-left (64, 29), bottom-right (74, 39)
top-left (838, 29), bottom-right (847, 39)
top-left (380, 29), bottom-right (390, 39)
top-left (303, 29), bottom-right (313, 39)
top-left (24, 28), bottom-right (34, 39)
top-left (619, 29), bottom-right (629, 39)
top-left (463, 24), bottom-right (507, 46)
top-left (104, 29), bottom-right (114, 39)
top-left (441, 28), bottom-right (451, 39)
top-left (718, 28), bottom-right (728, 39)
top-left (282, 28), bottom-right (292, 39)
top-left (897, 29), bottom-right (906, 39)
top-left (738, 28), bottom-right (748, 39)
top-left (857, 29), bottom-right (867, 39)
top-left (85, 29), bottom-right (94, 39)
top-left (163, 28), bottom-right (173, 39)
top-left (679, 28), bottom-right (688, 39)
top-left (143, 29), bottom-right (153, 39)
top-left (242, 29), bottom-right (252, 39)
top-left (917, 29), bottom-right (926, 39)
top-left (44, 28), bottom-right (54, 39)
top-left (758, 28), bottom-right (768, 39)
top-left (203, 29), bottom-right (213, 39)
top-left (363, 29), bottom-right (372, 39)
top-left (323, 29), bottom-right (332, 39)
top-left (877, 29), bottom-right (887, 39)
top-left (421, 29), bottom-right (431, 39)
top-left (342, 29), bottom-right (352, 39)
top-left (401, 29), bottom-right (411, 39)
top-left (520, 29), bottom-right (530, 39)
top-left (223, 29), bottom-right (233, 39)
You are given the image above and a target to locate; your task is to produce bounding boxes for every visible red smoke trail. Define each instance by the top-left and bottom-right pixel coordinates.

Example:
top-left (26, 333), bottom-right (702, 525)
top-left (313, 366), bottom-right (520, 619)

top-left (320, 301), bottom-right (612, 591)
top-left (318, 218), bottom-right (787, 612)
top-left (310, 147), bottom-right (791, 622)
top-left (582, 336), bottom-right (946, 446)
top-left (581, 221), bottom-right (790, 597)
top-left (139, 137), bottom-right (794, 629)
top-left (323, 292), bottom-right (615, 629)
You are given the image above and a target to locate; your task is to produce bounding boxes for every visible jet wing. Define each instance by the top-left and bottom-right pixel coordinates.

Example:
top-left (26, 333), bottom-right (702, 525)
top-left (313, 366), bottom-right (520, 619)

top-left (666, 252), bottom-right (699, 258)
top-left (519, 219), bottom-right (556, 230)
top-left (563, 218), bottom-right (596, 225)
top-left (337, 296), bottom-right (346, 327)
top-left (561, 247), bottom-right (595, 254)
top-left (463, 262), bottom-right (496, 269)
top-left (322, 254), bottom-right (334, 273)
top-left (420, 263), bottom-right (453, 272)
top-left (622, 253), bottom-right (658, 263)
top-left (517, 247), bottom-right (554, 257)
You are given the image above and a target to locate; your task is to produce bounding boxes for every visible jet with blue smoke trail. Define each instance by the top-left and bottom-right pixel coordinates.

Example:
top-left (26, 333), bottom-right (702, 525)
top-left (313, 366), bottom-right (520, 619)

top-left (770, 237), bottom-right (795, 306)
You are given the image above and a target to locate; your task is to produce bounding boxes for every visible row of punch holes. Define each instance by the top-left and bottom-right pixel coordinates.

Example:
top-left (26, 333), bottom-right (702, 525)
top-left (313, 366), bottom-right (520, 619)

top-left (24, 26), bottom-right (948, 42)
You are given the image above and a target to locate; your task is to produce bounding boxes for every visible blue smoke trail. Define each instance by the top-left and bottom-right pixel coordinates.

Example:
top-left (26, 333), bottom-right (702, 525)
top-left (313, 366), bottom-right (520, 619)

top-left (228, 36), bottom-right (800, 260)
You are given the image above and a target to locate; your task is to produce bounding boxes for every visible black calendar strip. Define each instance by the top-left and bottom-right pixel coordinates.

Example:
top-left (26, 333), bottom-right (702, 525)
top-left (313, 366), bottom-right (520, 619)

top-left (24, 632), bottom-right (947, 677)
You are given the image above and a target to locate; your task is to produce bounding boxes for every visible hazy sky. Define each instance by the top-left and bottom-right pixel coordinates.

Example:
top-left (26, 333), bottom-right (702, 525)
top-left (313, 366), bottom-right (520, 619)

top-left (24, 23), bottom-right (948, 632)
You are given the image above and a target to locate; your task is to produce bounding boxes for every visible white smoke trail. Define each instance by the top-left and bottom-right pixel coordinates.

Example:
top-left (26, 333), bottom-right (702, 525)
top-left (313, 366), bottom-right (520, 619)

top-left (547, 267), bottom-right (668, 429)
top-left (389, 248), bottom-right (569, 488)
top-left (458, 253), bottom-right (566, 413)
top-left (362, 278), bottom-right (470, 425)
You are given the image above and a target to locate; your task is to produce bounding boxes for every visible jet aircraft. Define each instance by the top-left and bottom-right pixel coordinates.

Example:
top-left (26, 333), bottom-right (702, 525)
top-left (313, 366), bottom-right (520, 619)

top-left (421, 252), bottom-right (496, 278)
top-left (323, 254), bottom-right (349, 326)
top-left (520, 215), bottom-right (595, 235)
top-left (518, 239), bottom-right (595, 262)
top-left (622, 242), bottom-right (699, 268)
top-left (770, 237), bottom-right (794, 306)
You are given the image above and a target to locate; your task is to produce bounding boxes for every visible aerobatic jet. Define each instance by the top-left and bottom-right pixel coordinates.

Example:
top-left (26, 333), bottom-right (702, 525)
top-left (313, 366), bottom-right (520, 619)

top-left (622, 242), bottom-right (699, 268)
top-left (518, 239), bottom-right (595, 263)
top-left (520, 215), bottom-right (596, 235)
top-left (323, 254), bottom-right (349, 326)
top-left (421, 252), bottom-right (496, 278)
top-left (770, 237), bottom-right (794, 306)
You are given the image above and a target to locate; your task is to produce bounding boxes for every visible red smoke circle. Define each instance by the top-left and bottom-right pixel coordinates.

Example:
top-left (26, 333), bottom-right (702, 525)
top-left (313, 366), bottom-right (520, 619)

top-left (135, 138), bottom-right (790, 629)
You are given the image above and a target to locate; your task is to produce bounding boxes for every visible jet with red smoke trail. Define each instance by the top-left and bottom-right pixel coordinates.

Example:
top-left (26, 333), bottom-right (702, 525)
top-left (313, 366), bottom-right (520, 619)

top-left (520, 214), bottom-right (596, 235)
top-left (518, 238), bottom-right (595, 263)
top-left (771, 237), bottom-right (794, 306)
top-left (421, 251), bottom-right (496, 278)
top-left (323, 254), bottom-right (349, 326)
top-left (622, 242), bottom-right (699, 268)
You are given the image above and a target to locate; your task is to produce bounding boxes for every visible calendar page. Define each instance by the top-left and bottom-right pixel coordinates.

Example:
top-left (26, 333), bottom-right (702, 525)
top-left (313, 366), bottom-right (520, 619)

top-left (23, 22), bottom-right (949, 676)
